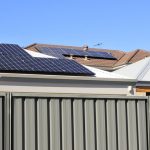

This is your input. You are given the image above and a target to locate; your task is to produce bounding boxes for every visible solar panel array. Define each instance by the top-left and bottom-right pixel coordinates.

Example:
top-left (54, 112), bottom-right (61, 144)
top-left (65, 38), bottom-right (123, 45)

top-left (0, 44), bottom-right (32, 58)
top-left (0, 44), bottom-right (94, 76)
top-left (37, 47), bottom-right (116, 59)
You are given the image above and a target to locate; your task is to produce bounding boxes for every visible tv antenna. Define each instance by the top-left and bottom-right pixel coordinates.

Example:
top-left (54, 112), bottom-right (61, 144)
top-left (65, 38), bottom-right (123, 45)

top-left (94, 43), bottom-right (103, 47)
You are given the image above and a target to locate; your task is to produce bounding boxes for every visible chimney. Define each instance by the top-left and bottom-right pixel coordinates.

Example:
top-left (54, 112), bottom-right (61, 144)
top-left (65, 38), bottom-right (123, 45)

top-left (83, 45), bottom-right (88, 51)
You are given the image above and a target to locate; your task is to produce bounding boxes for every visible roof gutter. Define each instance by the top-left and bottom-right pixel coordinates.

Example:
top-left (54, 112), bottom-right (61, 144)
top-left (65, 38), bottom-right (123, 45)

top-left (136, 81), bottom-right (150, 87)
top-left (0, 73), bottom-right (137, 83)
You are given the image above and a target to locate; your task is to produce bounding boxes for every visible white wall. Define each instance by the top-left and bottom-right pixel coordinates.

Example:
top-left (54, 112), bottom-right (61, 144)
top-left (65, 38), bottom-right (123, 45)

top-left (0, 77), bottom-right (135, 95)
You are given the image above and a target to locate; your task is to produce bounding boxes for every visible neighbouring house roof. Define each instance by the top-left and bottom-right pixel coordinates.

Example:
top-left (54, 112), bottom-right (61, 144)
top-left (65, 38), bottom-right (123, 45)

top-left (25, 43), bottom-right (150, 70)
top-left (25, 43), bottom-right (124, 69)
top-left (114, 49), bottom-right (150, 67)
top-left (113, 50), bottom-right (139, 67)
top-left (25, 49), bottom-right (130, 79)
top-left (25, 43), bottom-right (124, 59)
top-left (114, 57), bottom-right (150, 81)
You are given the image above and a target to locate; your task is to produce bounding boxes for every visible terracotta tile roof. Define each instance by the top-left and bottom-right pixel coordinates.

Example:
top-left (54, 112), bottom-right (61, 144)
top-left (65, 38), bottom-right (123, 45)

top-left (114, 49), bottom-right (150, 67)
top-left (25, 43), bottom-right (150, 70)
top-left (73, 57), bottom-right (118, 67)
top-left (113, 50), bottom-right (139, 67)
top-left (25, 43), bottom-right (125, 59)
top-left (129, 49), bottom-right (150, 63)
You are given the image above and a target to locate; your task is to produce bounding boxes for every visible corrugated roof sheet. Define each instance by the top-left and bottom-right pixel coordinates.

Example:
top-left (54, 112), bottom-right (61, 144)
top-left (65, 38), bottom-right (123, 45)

top-left (114, 57), bottom-right (150, 81)
top-left (84, 65), bottom-right (129, 79)
top-left (24, 49), bottom-right (57, 58)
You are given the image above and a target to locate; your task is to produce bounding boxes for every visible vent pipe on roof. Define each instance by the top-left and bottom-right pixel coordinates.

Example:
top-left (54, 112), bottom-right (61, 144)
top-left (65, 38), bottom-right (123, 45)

top-left (69, 54), bottom-right (73, 59)
top-left (84, 56), bottom-right (88, 60)
top-left (83, 45), bottom-right (88, 51)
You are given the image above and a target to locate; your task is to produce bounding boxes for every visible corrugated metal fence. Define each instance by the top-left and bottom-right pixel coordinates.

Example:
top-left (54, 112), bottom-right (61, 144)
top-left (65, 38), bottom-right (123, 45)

top-left (0, 93), bottom-right (150, 150)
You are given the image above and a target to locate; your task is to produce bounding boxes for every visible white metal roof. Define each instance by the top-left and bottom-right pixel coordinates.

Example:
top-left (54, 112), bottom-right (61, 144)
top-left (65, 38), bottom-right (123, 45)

top-left (84, 65), bottom-right (129, 79)
top-left (24, 49), bottom-right (57, 58)
top-left (114, 57), bottom-right (150, 81)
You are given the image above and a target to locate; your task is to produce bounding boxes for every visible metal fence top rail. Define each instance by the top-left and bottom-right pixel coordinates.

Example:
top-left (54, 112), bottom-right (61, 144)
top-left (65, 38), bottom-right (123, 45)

top-left (11, 92), bottom-right (148, 100)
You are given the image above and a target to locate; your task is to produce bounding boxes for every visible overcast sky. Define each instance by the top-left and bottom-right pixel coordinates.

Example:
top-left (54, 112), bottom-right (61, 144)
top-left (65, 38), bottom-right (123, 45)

top-left (0, 0), bottom-right (150, 51)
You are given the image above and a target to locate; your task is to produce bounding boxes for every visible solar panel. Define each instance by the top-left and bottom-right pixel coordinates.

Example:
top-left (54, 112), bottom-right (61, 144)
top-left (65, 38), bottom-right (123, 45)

top-left (85, 51), bottom-right (115, 59)
top-left (37, 47), bottom-right (116, 59)
top-left (0, 44), bottom-right (32, 58)
top-left (0, 44), bottom-right (94, 76)
top-left (34, 58), bottom-right (93, 74)
top-left (38, 47), bottom-right (65, 59)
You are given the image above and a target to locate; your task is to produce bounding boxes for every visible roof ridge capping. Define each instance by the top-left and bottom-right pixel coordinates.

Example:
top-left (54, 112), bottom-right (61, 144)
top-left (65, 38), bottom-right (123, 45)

top-left (113, 49), bottom-right (140, 67)
top-left (126, 49), bottom-right (140, 63)
top-left (25, 43), bottom-right (38, 49)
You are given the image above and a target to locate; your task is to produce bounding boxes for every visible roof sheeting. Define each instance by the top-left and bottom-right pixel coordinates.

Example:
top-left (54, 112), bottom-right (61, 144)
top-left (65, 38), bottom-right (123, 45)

top-left (84, 65), bottom-right (129, 79)
top-left (114, 57), bottom-right (150, 81)
top-left (24, 49), bottom-right (57, 58)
